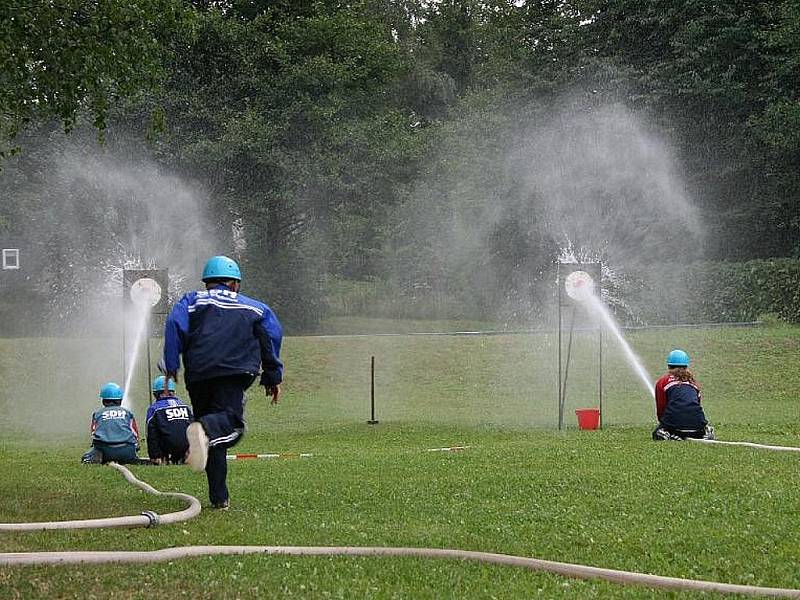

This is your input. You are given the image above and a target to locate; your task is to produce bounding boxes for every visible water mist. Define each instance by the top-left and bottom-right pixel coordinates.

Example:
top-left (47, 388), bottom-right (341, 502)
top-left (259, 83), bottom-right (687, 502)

top-left (0, 136), bottom-right (221, 435)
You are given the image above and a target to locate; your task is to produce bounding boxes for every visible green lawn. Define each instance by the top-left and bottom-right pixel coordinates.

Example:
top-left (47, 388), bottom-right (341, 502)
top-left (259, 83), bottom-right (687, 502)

top-left (1, 323), bottom-right (799, 598)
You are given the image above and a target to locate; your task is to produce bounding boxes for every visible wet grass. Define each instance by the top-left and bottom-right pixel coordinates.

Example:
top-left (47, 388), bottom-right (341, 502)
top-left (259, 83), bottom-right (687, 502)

top-left (1, 323), bottom-right (799, 598)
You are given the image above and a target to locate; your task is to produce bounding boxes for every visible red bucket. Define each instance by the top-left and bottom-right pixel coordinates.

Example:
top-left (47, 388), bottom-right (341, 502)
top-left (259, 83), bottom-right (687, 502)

top-left (575, 408), bottom-right (601, 430)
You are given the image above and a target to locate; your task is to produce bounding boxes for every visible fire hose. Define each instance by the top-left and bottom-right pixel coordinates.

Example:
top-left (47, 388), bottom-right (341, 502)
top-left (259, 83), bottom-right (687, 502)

top-left (0, 545), bottom-right (798, 597)
top-left (1, 446), bottom-right (799, 597)
top-left (688, 438), bottom-right (800, 453)
top-left (0, 462), bottom-right (201, 531)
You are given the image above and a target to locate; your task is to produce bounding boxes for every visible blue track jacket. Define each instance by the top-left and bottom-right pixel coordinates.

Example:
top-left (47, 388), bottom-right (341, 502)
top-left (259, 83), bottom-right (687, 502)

top-left (163, 285), bottom-right (283, 386)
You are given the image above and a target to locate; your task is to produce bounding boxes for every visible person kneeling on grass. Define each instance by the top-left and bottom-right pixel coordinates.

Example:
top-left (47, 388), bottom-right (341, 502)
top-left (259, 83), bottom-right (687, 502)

top-left (81, 382), bottom-right (141, 464)
top-left (653, 349), bottom-right (715, 441)
top-left (146, 375), bottom-right (192, 465)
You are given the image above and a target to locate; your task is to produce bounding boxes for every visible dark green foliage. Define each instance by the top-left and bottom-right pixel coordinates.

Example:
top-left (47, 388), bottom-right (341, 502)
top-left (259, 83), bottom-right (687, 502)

top-left (2, 1), bottom-right (800, 331)
top-left (144, 1), bottom-right (436, 330)
top-left (626, 258), bottom-right (800, 324)
top-left (573, 0), bottom-right (800, 260)
top-left (0, 0), bottom-right (185, 156)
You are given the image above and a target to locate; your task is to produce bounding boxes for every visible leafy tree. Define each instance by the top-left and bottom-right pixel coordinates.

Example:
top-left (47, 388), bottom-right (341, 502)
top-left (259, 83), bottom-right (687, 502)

top-left (750, 1), bottom-right (800, 158)
top-left (0, 0), bottom-right (185, 156)
top-left (573, 0), bottom-right (800, 260)
top-left (145, 1), bottom-right (433, 329)
top-left (5, 0), bottom-right (800, 331)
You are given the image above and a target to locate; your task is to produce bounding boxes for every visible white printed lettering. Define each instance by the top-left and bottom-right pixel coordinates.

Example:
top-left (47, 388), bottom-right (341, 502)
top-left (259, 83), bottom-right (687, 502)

top-left (102, 410), bottom-right (127, 420)
top-left (165, 407), bottom-right (189, 420)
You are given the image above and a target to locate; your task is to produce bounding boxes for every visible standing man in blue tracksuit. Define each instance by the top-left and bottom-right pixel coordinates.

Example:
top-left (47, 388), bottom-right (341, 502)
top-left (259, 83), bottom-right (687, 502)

top-left (162, 255), bottom-right (283, 510)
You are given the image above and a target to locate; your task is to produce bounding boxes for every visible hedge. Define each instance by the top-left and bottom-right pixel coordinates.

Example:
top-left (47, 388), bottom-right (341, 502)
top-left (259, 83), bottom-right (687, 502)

top-left (625, 258), bottom-right (800, 325)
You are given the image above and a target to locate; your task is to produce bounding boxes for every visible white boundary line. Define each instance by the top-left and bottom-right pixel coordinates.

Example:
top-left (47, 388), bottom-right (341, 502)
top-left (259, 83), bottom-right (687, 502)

top-left (297, 321), bottom-right (763, 339)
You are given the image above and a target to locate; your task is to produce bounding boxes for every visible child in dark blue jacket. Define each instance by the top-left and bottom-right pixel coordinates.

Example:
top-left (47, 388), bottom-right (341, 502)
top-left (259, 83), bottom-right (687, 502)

top-left (146, 375), bottom-right (192, 464)
top-left (81, 382), bottom-right (141, 463)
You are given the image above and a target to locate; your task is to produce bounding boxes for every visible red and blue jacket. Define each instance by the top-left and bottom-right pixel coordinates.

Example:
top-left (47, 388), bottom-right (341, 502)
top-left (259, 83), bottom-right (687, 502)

top-left (654, 374), bottom-right (708, 430)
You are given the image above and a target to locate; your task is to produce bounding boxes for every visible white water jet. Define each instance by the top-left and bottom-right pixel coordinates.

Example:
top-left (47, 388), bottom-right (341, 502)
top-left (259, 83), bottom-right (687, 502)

top-left (122, 304), bottom-right (151, 410)
top-left (585, 293), bottom-right (654, 399)
top-left (122, 278), bottom-right (161, 409)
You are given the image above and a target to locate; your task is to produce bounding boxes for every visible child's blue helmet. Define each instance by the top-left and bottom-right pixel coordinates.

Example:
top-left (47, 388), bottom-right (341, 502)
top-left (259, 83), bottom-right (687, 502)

top-left (99, 382), bottom-right (124, 401)
top-left (201, 255), bottom-right (241, 282)
top-left (667, 349), bottom-right (690, 367)
top-left (152, 375), bottom-right (176, 394)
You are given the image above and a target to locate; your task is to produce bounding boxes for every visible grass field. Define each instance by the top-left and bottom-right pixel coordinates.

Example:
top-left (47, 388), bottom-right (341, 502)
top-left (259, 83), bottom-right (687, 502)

top-left (1, 322), bottom-right (799, 598)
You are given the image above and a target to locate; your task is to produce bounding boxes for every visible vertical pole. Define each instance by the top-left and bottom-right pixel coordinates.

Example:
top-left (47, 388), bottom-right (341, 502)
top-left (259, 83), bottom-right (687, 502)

top-left (597, 262), bottom-right (603, 430)
top-left (560, 306), bottom-right (576, 429)
top-left (599, 324), bottom-right (603, 430)
top-left (368, 355), bottom-right (378, 424)
top-left (557, 266), bottom-right (562, 430)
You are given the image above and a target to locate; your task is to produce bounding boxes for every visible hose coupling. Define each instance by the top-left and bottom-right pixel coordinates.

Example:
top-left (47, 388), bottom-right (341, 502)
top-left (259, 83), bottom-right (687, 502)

top-left (141, 511), bottom-right (160, 527)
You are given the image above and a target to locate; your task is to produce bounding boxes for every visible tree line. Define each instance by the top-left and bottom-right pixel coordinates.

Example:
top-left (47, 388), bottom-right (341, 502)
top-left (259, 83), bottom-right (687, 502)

top-left (1, 1), bottom-right (798, 331)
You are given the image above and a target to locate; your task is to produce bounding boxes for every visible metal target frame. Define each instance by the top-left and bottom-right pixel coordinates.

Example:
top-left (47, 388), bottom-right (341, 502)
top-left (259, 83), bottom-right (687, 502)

top-left (557, 262), bottom-right (602, 430)
top-left (122, 269), bottom-right (169, 404)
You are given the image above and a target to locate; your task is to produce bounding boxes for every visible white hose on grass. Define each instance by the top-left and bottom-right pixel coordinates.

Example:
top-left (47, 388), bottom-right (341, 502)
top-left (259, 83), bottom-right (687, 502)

top-left (689, 438), bottom-right (800, 453)
top-left (0, 462), bottom-right (201, 531)
top-left (1, 545), bottom-right (799, 597)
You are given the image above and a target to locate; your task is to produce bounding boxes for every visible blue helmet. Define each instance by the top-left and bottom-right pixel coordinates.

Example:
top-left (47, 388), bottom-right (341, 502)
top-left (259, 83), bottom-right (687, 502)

top-left (201, 255), bottom-right (241, 282)
top-left (667, 349), bottom-right (690, 367)
top-left (99, 382), bottom-right (124, 401)
top-left (152, 375), bottom-right (176, 394)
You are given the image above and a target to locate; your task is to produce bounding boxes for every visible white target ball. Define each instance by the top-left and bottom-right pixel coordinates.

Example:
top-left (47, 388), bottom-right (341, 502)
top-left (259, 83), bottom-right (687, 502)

top-left (130, 277), bottom-right (162, 308)
top-left (564, 270), bottom-right (595, 302)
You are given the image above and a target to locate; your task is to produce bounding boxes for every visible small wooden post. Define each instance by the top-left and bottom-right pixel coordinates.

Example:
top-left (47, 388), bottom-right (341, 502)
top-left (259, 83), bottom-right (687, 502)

top-left (368, 355), bottom-right (379, 424)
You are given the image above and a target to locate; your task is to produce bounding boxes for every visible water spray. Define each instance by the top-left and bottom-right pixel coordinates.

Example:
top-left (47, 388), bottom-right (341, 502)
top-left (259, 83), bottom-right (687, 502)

top-left (559, 265), bottom-right (792, 457)
top-left (557, 262), bottom-right (604, 429)
top-left (558, 262), bottom-right (655, 429)
top-left (122, 303), bottom-right (151, 409)
top-left (583, 293), bottom-right (654, 398)
top-left (121, 270), bottom-right (168, 409)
